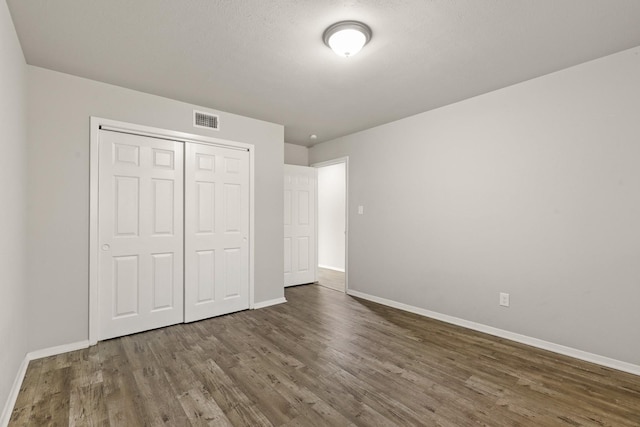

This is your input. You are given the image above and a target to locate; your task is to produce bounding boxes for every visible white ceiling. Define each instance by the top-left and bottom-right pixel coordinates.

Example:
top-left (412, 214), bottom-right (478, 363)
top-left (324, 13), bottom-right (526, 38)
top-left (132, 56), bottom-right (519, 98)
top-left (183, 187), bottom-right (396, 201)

top-left (7, 1), bottom-right (640, 146)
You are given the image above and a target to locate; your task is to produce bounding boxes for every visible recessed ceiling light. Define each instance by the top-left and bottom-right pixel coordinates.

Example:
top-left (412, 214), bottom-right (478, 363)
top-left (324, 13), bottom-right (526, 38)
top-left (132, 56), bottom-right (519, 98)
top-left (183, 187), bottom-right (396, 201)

top-left (323, 21), bottom-right (372, 58)
top-left (309, 134), bottom-right (318, 140)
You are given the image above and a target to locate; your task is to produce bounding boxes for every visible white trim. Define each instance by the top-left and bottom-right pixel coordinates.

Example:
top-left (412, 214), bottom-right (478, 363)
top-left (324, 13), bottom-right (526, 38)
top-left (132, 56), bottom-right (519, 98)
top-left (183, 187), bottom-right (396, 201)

top-left (347, 289), bottom-right (640, 377)
top-left (27, 340), bottom-right (91, 361)
top-left (1, 340), bottom-right (91, 426)
top-left (89, 117), bottom-right (255, 344)
top-left (1, 356), bottom-right (29, 427)
top-left (311, 157), bottom-right (349, 168)
top-left (318, 264), bottom-right (345, 273)
top-left (253, 297), bottom-right (287, 309)
top-left (249, 143), bottom-right (255, 309)
top-left (89, 117), bottom-right (100, 345)
top-left (97, 125), bottom-right (249, 150)
top-left (312, 157), bottom-right (349, 293)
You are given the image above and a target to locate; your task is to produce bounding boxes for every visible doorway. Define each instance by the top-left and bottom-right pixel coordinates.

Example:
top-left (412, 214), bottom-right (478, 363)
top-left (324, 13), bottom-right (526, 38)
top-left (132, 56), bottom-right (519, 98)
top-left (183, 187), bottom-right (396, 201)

top-left (314, 158), bottom-right (348, 293)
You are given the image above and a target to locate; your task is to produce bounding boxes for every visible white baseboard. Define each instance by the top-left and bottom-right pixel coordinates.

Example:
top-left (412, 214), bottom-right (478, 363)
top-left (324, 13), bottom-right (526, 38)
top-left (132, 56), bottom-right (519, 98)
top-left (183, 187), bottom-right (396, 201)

top-left (318, 265), bottom-right (345, 273)
top-left (1, 340), bottom-right (91, 425)
top-left (27, 340), bottom-right (90, 361)
top-left (1, 355), bottom-right (29, 427)
top-left (253, 297), bottom-right (287, 310)
top-left (347, 289), bottom-right (640, 377)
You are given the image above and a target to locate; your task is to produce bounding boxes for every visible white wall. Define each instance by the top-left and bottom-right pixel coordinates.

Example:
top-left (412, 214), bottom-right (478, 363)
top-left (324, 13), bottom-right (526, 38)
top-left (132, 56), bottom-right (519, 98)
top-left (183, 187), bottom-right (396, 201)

top-left (310, 46), bottom-right (640, 366)
top-left (317, 163), bottom-right (346, 271)
top-left (284, 143), bottom-right (309, 166)
top-left (0, 0), bottom-right (28, 419)
top-left (27, 66), bottom-right (284, 352)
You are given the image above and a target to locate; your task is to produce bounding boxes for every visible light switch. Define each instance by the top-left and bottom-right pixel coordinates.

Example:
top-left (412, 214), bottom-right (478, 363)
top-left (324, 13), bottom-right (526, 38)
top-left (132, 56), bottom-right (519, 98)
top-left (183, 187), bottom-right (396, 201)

top-left (358, 205), bottom-right (364, 215)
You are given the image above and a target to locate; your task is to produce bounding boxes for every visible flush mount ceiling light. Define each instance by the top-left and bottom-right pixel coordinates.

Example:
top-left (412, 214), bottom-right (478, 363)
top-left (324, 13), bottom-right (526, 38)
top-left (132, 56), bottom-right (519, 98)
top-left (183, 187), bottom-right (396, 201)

top-left (323, 21), bottom-right (372, 58)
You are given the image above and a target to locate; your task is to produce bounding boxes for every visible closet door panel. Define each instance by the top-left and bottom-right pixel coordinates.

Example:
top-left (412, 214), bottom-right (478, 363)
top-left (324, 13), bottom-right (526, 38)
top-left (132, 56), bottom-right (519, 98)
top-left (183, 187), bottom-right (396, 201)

top-left (98, 130), bottom-right (184, 340)
top-left (185, 143), bottom-right (250, 322)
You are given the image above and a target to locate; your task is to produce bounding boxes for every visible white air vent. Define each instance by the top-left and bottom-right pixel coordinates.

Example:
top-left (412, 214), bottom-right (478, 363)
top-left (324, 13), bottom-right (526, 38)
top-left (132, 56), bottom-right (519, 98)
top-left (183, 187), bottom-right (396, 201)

top-left (193, 110), bottom-right (220, 130)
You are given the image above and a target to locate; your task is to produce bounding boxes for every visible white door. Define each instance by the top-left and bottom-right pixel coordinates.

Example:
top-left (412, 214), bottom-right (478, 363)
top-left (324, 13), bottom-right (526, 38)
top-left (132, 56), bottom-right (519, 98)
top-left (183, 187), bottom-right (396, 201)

top-left (184, 143), bottom-right (250, 322)
top-left (284, 165), bottom-right (317, 287)
top-left (98, 130), bottom-right (184, 340)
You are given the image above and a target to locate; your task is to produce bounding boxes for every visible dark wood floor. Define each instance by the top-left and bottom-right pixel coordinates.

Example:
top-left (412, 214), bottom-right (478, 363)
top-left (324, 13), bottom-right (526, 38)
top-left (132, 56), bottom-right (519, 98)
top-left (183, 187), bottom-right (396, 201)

top-left (317, 267), bottom-right (345, 293)
top-left (9, 284), bottom-right (640, 426)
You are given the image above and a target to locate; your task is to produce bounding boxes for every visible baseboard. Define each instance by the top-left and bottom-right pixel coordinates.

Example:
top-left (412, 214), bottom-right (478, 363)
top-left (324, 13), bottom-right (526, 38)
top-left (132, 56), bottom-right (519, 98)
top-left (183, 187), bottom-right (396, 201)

top-left (253, 297), bottom-right (287, 310)
top-left (0, 355), bottom-right (29, 427)
top-left (318, 265), bottom-right (345, 273)
top-left (1, 339), bottom-right (92, 426)
top-left (27, 340), bottom-right (90, 361)
top-left (347, 289), bottom-right (640, 377)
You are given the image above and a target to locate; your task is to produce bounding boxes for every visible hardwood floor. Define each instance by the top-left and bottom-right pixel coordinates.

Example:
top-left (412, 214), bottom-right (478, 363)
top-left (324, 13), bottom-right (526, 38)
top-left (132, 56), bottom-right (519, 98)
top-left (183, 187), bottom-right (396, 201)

top-left (317, 267), bottom-right (345, 292)
top-left (9, 284), bottom-right (640, 426)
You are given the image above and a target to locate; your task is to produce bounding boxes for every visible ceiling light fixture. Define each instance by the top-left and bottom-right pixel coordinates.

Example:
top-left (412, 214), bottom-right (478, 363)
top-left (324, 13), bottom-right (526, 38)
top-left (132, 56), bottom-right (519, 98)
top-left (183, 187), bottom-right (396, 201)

top-left (323, 21), bottom-right (372, 58)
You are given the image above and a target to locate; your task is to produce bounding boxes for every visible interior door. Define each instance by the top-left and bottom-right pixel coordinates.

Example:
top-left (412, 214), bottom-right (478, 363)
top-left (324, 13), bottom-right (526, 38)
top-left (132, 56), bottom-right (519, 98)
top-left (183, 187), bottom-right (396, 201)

top-left (184, 143), bottom-right (250, 322)
top-left (284, 165), bottom-right (317, 287)
top-left (98, 130), bottom-right (184, 340)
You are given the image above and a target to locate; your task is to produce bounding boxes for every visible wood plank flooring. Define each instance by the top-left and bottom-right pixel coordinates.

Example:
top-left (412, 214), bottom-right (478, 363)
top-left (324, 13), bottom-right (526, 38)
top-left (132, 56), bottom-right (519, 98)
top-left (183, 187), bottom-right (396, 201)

top-left (317, 267), bottom-right (345, 293)
top-left (9, 284), bottom-right (640, 426)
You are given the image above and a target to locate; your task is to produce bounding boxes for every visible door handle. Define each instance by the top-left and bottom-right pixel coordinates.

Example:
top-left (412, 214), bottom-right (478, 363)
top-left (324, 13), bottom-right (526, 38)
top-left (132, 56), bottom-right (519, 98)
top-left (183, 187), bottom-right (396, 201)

top-left (101, 244), bottom-right (110, 251)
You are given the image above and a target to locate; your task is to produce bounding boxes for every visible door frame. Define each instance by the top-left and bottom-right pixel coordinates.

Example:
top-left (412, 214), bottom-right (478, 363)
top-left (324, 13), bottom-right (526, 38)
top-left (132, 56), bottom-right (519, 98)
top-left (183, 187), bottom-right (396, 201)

top-left (311, 157), bottom-right (349, 293)
top-left (89, 117), bottom-right (255, 345)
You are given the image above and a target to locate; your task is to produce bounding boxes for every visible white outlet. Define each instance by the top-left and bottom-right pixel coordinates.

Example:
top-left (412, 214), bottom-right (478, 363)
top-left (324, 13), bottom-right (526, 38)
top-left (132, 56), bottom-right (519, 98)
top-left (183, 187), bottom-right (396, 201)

top-left (358, 205), bottom-right (364, 215)
top-left (499, 292), bottom-right (510, 307)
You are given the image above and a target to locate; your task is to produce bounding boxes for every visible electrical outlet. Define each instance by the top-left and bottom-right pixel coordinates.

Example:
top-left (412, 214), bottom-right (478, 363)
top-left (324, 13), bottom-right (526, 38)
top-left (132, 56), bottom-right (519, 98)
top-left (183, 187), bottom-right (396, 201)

top-left (358, 205), bottom-right (364, 215)
top-left (499, 292), bottom-right (510, 307)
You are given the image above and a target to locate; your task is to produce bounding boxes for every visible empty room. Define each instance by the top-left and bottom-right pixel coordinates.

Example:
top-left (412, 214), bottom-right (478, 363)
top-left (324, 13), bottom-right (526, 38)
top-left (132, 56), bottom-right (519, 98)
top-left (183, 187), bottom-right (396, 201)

top-left (2, 1), bottom-right (640, 426)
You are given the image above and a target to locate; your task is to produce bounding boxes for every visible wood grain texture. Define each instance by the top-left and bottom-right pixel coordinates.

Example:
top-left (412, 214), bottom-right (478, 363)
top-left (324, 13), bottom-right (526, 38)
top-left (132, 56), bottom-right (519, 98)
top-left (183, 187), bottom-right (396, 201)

top-left (317, 267), bottom-right (345, 293)
top-left (9, 284), bottom-right (640, 426)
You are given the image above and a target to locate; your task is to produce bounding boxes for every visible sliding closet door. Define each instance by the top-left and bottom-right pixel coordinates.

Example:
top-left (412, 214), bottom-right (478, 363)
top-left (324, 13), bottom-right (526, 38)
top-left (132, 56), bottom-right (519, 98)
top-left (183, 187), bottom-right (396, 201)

top-left (184, 143), bottom-right (250, 322)
top-left (98, 130), bottom-right (184, 340)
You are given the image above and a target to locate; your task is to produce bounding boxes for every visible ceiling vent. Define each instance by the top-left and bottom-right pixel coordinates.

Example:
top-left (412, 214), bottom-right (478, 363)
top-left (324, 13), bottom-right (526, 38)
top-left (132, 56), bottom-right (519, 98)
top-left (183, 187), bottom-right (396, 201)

top-left (193, 110), bottom-right (220, 130)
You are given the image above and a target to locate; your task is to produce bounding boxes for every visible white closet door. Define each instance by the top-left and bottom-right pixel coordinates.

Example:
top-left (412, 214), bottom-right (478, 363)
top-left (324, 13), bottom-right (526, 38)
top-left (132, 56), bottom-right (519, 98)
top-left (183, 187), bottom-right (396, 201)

top-left (98, 130), bottom-right (184, 340)
top-left (184, 143), bottom-right (250, 322)
top-left (284, 165), bottom-right (317, 287)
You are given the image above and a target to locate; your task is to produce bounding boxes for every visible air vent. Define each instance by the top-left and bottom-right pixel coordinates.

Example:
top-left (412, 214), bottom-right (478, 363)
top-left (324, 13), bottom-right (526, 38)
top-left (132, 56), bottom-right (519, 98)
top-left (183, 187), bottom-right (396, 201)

top-left (193, 110), bottom-right (220, 130)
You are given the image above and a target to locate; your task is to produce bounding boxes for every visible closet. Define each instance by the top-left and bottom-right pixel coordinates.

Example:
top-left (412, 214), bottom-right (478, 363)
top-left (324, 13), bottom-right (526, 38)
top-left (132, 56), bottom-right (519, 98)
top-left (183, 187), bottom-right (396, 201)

top-left (92, 121), bottom-right (251, 341)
